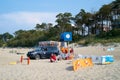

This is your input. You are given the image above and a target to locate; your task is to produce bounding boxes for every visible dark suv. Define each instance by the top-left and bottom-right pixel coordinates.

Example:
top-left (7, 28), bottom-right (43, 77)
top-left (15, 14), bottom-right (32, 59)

top-left (27, 46), bottom-right (60, 59)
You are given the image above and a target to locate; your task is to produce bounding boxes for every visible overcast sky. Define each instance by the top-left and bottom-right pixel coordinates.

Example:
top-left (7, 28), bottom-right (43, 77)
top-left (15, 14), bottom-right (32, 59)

top-left (0, 0), bottom-right (114, 34)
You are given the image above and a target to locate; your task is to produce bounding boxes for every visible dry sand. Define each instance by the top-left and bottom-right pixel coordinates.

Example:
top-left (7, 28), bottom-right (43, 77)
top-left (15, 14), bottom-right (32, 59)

top-left (0, 45), bottom-right (120, 80)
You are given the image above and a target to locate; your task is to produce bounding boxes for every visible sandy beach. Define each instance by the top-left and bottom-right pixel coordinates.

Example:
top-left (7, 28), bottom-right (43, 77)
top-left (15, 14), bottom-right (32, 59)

top-left (0, 45), bottom-right (120, 80)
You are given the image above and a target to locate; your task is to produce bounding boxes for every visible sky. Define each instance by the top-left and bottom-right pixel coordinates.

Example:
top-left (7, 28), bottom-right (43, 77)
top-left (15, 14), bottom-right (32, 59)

top-left (0, 0), bottom-right (114, 34)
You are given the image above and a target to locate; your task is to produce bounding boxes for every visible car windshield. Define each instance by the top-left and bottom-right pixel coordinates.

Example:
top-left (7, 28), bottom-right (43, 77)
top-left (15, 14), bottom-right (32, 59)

top-left (34, 47), bottom-right (41, 51)
top-left (47, 46), bottom-right (58, 51)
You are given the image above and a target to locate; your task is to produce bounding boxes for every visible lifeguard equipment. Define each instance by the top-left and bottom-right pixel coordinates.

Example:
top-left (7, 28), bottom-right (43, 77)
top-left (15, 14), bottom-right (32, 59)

top-left (72, 60), bottom-right (80, 71)
top-left (72, 58), bottom-right (93, 71)
top-left (61, 47), bottom-right (66, 53)
top-left (20, 56), bottom-right (23, 63)
top-left (60, 32), bottom-right (72, 41)
top-left (39, 41), bottom-right (60, 47)
top-left (20, 56), bottom-right (31, 65)
top-left (27, 57), bottom-right (30, 65)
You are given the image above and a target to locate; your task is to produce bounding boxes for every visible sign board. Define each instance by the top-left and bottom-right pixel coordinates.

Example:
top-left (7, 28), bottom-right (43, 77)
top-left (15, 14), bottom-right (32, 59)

top-left (72, 58), bottom-right (93, 71)
top-left (60, 32), bottom-right (72, 41)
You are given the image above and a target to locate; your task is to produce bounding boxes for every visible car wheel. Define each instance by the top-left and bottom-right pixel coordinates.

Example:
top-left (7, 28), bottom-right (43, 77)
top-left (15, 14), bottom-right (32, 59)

top-left (35, 55), bottom-right (40, 60)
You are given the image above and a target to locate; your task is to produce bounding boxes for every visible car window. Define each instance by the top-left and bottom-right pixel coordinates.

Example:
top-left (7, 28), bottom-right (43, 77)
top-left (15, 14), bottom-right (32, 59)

top-left (47, 47), bottom-right (53, 51)
top-left (50, 47), bottom-right (58, 51)
top-left (44, 48), bottom-right (47, 51)
top-left (35, 47), bottom-right (41, 51)
top-left (41, 47), bottom-right (47, 51)
top-left (40, 46), bottom-right (58, 52)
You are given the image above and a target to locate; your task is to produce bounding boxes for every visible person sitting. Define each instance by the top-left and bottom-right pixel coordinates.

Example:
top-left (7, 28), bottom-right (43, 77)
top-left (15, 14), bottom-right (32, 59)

top-left (57, 54), bottom-right (62, 61)
top-left (50, 54), bottom-right (57, 62)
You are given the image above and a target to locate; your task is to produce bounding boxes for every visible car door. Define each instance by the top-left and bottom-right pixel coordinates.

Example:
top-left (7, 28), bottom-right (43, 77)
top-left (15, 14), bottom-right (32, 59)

top-left (45, 47), bottom-right (53, 58)
top-left (40, 47), bottom-right (47, 58)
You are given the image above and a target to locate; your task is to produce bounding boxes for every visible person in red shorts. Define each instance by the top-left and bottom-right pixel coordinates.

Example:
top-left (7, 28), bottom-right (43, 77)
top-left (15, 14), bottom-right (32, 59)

top-left (50, 53), bottom-right (57, 62)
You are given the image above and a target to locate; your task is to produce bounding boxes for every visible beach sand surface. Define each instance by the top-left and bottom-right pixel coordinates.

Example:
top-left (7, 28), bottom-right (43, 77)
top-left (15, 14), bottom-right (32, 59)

top-left (0, 45), bottom-right (120, 80)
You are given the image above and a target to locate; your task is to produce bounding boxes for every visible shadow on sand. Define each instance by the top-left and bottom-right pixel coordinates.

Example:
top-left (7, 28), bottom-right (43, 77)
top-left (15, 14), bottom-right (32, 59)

top-left (66, 66), bottom-right (73, 71)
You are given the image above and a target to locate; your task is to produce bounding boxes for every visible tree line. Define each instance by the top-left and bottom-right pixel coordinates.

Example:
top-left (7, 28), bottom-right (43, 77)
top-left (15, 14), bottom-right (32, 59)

top-left (0, 0), bottom-right (120, 47)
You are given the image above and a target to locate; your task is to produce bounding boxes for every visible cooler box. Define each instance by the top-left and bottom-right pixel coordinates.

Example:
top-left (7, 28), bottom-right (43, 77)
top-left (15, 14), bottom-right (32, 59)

top-left (91, 56), bottom-right (102, 64)
top-left (101, 55), bottom-right (114, 64)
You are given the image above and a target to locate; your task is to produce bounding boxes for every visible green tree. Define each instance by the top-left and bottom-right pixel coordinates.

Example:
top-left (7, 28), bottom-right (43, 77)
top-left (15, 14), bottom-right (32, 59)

top-left (111, 0), bottom-right (120, 28)
top-left (100, 4), bottom-right (111, 31)
top-left (35, 23), bottom-right (47, 31)
top-left (55, 12), bottom-right (72, 33)
top-left (74, 9), bottom-right (93, 36)
top-left (2, 32), bottom-right (13, 42)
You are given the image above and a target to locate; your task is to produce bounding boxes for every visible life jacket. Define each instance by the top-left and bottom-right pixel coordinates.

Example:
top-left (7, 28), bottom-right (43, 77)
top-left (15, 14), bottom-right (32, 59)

top-left (70, 48), bottom-right (73, 53)
top-left (61, 47), bottom-right (66, 53)
top-left (65, 48), bottom-right (68, 54)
